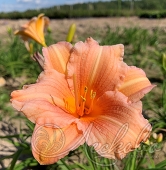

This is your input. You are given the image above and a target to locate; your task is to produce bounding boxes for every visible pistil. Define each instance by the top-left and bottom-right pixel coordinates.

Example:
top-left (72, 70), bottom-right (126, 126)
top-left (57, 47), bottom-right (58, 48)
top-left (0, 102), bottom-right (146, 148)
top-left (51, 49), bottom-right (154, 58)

top-left (79, 87), bottom-right (88, 116)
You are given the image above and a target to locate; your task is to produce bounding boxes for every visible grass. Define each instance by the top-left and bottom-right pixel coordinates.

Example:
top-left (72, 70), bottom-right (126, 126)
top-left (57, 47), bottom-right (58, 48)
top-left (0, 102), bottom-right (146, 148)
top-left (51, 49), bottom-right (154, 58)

top-left (0, 23), bottom-right (166, 170)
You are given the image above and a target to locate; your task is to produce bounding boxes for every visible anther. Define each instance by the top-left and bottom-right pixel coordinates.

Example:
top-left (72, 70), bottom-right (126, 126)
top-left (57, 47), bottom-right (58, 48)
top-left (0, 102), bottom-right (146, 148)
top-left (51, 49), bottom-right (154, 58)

top-left (81, 96), bottom-right (86, 102)
top-left (91, 92), bottom-right (96, 99)
top-left (84, 86), bottom-right (88, 92)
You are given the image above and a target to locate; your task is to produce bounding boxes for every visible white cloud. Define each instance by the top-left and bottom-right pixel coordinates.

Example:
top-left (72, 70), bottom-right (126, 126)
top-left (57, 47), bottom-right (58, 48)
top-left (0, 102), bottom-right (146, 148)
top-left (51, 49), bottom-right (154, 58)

top-left (35, 0), bottom-right (41, 4)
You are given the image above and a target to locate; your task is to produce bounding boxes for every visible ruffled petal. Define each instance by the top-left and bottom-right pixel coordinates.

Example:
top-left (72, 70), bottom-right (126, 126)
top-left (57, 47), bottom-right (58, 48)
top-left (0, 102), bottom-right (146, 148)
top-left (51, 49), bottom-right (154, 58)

top-left (82, 91), bottom-right (151, 159)
top-left (43, 42), bottom-right (72, 73)
top-left (67, 37), bottom-right (128, 100)
top-left (119, 66), bottom-right (155, 102)
top-left (31, 123), bottom-right (85, 165)
top-left (36, 14), bottom-right (45, 44)
top-left (11, 69), bottom-right (76, 120)
top-left (16, 17), bottom-right (38, 40)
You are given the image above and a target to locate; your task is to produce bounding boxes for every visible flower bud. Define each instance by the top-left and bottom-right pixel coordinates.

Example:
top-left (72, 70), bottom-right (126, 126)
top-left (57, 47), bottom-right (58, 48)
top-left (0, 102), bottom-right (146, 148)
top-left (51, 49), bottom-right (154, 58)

top-left (157, 133), bottom-right (163, 143)
top-left (152, 133), bottom-right (157, 139)
top-left (144, 139), bottom-right (150, 145)
top-left (162, 53), bottom-right (166, 71)
top-left (66, 23), bottom-right (76, 43)
top-left (0, 77), bottom-right (6, 87)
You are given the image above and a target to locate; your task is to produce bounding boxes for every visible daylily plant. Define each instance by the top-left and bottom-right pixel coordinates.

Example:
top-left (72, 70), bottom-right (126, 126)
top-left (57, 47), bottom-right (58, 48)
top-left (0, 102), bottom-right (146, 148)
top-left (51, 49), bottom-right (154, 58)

top-left (11, 37), bottom-right (154, 165)
top-left (15, 13), bottom-right (49, 47)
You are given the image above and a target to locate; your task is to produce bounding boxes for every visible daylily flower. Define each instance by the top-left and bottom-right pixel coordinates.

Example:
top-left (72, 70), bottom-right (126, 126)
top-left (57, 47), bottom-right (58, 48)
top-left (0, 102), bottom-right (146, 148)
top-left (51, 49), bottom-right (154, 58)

top-left (11, 37), bottom-right (154, 165)
top-left (15, 13), bottom-right (49, 47)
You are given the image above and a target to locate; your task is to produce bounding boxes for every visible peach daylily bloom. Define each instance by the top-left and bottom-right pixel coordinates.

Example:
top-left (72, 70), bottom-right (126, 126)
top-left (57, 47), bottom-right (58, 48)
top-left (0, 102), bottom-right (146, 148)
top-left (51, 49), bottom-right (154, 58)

top-left (15, 13), bottom-right (49, 47)
top-left (11, 38), bottom-right (154, 165)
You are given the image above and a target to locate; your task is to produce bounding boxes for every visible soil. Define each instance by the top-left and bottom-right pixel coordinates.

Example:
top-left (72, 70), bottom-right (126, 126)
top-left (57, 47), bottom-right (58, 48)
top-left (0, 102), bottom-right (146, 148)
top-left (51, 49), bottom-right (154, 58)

top-left (1, 17), bottom-right (166, 42)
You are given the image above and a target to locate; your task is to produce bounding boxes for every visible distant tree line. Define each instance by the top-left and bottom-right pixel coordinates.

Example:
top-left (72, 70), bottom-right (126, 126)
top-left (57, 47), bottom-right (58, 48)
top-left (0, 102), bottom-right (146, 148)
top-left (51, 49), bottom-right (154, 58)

top-left (0, 0), bottom-right (166, 19)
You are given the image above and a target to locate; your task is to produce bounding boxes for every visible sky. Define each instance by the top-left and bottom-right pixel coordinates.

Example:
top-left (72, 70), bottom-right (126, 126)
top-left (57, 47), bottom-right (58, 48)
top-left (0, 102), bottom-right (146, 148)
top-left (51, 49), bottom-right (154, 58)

top-left (0, 0), bottom-right (104, 12)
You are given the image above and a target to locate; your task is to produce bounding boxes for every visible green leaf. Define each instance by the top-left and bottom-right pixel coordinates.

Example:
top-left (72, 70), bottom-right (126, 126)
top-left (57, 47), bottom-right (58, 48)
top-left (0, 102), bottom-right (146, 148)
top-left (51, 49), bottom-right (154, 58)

top-left (73, 162), bottom-right (91, 170)
top-left (8, 149), bottom-right (23, 170)
top-left (156, 159), bottom-right (166, 168)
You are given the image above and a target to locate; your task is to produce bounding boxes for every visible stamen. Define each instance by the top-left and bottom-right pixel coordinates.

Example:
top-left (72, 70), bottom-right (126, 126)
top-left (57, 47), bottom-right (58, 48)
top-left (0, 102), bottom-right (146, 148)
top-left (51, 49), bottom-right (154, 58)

top-left (51, 96), bottom-right (74, 114)
top-left (84, 86), bottom-right (88, 94)
top-left (79, 86), bottom-right (88, 117)
top-left (81, 96), bottom-right (86, 102)
top-left (86, 91), bottom-right (96, 115)
top-left (76, 86), bottom-right (96, 117)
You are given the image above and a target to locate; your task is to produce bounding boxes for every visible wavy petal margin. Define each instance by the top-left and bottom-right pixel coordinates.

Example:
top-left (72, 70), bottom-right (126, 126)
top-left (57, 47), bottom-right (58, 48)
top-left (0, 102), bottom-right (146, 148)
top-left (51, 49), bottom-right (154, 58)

top-left (119, 66), bottom-right (155, 102)
top-left (67, 37), bottom-right (128, 99)
top-left (83, 91), bottom-right (151, 159)
top-left (10, 69), bottom-right (77, 123)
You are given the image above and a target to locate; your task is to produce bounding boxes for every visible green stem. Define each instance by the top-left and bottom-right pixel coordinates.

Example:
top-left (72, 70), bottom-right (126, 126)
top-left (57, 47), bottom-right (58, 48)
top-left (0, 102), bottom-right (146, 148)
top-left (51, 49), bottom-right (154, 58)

top-left (147, 152), bottom-right (155, 168)
top-left (8, 149), bottom-right (23, 170)
top-left (136, 149), bottom-right (146, 170)
top-left (163, 79), bottom-right (166, 112)
top-left (82, 145), bottom-right (96, 170)
top-left (130, 150), bottom-right (137, 170)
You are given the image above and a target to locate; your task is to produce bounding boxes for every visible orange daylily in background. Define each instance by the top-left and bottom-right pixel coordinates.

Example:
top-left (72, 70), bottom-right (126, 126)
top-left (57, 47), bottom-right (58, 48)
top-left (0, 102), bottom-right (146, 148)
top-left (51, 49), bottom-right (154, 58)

top-left (11, 37), bottom-right (155, 165)
top-left (15, 13), bottom-right (49, 47)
